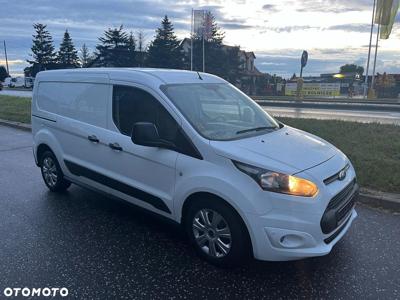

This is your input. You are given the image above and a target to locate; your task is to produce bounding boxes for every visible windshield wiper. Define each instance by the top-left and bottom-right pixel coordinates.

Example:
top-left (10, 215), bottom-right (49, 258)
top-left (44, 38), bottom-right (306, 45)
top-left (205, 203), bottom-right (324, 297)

top-left (236, 126), bottom-right (277, 135)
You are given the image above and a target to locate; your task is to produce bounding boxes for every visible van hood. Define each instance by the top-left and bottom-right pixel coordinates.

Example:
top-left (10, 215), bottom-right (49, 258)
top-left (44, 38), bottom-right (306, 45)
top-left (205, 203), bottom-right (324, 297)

top-left (210, 126), bottom-right (338, 174)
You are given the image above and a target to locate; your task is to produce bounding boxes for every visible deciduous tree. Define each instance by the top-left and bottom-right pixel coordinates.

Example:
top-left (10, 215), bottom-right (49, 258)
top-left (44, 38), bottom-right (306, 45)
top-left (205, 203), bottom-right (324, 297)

top-left (189, 12), bottom-right (241, 83)
top-left (340, 64), bottom-right (364, 75)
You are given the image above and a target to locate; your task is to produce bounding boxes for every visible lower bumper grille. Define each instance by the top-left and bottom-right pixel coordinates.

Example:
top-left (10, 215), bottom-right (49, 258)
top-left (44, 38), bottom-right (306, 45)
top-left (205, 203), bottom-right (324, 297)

top-left (320, 179), bottom-right (358, 235)
top-left (324, 214), bottom-right (352, 244)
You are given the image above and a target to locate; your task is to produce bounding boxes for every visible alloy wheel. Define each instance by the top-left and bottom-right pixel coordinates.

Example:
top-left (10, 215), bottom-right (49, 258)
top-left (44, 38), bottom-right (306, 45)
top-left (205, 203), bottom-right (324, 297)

top-left (192, 209), bottom-right (232, 258)
top-left (42, 157), bottom-right (58, 187)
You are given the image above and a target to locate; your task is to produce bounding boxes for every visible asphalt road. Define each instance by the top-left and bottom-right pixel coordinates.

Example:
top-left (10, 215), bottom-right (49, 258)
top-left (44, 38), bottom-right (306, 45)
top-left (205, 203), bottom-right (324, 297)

top-left (0, 126), bottom-right (400, 299)
top-left (0, 89), bottom-right (33, 98)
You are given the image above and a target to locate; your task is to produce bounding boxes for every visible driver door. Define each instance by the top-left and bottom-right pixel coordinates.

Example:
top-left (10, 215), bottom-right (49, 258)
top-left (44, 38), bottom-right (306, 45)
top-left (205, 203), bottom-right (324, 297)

top-left (102, 84), bottom-right (181, 216)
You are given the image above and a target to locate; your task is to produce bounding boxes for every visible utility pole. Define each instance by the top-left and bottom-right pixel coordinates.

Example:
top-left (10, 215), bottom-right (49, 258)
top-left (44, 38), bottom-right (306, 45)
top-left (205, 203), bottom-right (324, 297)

top-left (363, 0), bottom-right (376, 99)
top-left (4, 40), bottom-right (9, 75)
top-left (202, 10), bottom-right (205, 73)
top-left (190, 9), bottom-right (193, 71)
top-left (202, 29), bottom-right (205, 72)
top-left (371, 23), bottom-right (381, 90)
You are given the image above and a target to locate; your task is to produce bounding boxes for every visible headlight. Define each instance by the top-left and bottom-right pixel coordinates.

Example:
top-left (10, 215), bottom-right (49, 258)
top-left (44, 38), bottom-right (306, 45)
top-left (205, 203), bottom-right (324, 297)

top-left (233, 161), bottom-right (318, 197)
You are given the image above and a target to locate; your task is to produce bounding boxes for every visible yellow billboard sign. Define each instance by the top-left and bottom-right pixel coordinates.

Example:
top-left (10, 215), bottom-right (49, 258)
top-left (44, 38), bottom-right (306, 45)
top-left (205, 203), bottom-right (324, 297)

top-left (285, 82), bottom-right (340, 96)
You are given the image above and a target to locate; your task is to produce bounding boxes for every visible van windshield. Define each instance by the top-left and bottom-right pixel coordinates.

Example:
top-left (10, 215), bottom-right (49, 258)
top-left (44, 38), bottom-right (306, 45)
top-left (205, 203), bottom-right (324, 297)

top-left (161, 83), bottom-right (280, 141)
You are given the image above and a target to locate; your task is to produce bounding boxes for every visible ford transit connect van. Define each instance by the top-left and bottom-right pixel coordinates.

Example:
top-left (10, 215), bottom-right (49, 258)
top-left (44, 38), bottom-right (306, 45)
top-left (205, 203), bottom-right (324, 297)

top-left (32, 68), bottom-right (358, 266)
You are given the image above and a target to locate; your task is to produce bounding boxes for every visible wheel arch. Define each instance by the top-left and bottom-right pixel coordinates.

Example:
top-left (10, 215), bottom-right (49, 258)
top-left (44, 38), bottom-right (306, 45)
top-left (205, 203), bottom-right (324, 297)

top-left (36, 143), bottom-right (54, 166)
top-left (180, 191), bottom-right (254, 258)
top-left (33, 128), bottom-right (64, 169)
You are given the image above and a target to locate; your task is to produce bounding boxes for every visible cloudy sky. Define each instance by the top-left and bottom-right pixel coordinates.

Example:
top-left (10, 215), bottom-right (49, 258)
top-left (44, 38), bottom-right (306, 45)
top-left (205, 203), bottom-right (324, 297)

top-left (1, 0), bottom-right (399, 77)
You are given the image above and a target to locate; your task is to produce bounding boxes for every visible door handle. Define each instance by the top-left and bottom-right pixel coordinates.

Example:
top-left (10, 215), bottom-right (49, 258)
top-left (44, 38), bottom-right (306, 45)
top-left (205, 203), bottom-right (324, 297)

top-left (109, 142), bottom-right (123, 151)
top-left (88, 135), bottom-right (99, 143)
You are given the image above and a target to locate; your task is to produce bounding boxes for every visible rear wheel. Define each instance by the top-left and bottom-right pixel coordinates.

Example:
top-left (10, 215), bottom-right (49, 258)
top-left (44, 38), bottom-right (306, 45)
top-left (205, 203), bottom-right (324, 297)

top-left (184, 197), bottom-right (251, 267)
top-left (40, 151), bottom-right (71, 192)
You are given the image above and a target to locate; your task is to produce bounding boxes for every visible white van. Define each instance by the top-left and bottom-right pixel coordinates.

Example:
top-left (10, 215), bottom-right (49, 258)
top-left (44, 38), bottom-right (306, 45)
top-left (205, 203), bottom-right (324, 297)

top-left (32, 68), bottom-right (358, 266)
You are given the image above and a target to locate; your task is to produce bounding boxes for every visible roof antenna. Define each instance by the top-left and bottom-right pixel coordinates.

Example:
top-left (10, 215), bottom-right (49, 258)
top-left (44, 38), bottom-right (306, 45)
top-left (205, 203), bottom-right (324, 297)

top-left (196, 71), bottom-right (203, 80)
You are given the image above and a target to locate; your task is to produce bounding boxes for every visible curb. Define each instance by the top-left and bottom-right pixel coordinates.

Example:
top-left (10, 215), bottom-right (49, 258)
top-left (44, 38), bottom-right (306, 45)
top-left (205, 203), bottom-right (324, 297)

top-left (0, 118), bottom-right (399, 211)
top-left (0, 119), bottom-right (32, 132)
top-left (358, 188), bottom-right (400, 212)
top-left (255, 100), bottom-right (400, 113)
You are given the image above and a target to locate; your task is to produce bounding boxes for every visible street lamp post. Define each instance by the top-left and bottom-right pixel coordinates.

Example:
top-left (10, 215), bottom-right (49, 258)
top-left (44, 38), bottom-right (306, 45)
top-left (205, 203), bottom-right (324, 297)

top-left (363, 0), bottom-right (376, 99)
top-left (371, 23), bottom-right (381, 91)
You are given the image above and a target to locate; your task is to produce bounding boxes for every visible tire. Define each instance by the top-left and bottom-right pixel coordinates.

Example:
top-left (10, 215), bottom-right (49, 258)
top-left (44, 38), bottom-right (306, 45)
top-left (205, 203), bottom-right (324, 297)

top-left (184, 197), bottom-right (252, 267)
top-left (40, 150), bottom-right (71, 192)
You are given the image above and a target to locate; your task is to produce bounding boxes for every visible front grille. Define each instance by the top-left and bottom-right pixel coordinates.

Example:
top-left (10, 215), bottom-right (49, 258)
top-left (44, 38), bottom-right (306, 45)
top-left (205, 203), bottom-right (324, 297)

top-left (324, 164), bottom-right (350, 185)
top-left (327, 179), bottom-right (356, 210)
top-left (324, 215), bottom-right (351, 244)
top-left (337, 195), bottom-right (355, 222)
top-left (320, 179), bottom-right (358, 234)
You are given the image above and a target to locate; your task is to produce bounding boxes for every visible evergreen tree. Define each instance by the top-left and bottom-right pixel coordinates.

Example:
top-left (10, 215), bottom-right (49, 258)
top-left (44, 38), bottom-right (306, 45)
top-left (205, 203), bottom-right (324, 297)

top-left (189, 12), bottom-right (241, 83)
top-left (94, 25), bottom-right (135, 67)
top-left (146, 16), bottom-right (184, 69)
top-left (27, 23), bottom-right (57, 76)
top-left (137, 30), bottom-right (146, 52)
top-left (57, 30), bottom-right (80, 68)
top-left (0, 66), bottom-right (9, 82)
top-left (126, 32), bottom-right (136, 66)
top-left (136, 30), bottom-right (146, 67)
top-left (79, 43), bottom-right (92, 67)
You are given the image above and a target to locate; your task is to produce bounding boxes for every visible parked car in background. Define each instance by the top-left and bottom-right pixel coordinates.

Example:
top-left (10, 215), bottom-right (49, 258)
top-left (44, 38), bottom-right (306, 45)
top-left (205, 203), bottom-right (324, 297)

top-left (3, 77), bottom-right (12, 87)
top-left (0, 82), bottom-right (3, 91)
top-left (4, 76), bottom-right (34, 88)
top-left (8, 77), bottom-right (24, 88)
top-left (32, 68), bottom-right (358, 267)
top-left (24, 77), bottom-right (34, 88)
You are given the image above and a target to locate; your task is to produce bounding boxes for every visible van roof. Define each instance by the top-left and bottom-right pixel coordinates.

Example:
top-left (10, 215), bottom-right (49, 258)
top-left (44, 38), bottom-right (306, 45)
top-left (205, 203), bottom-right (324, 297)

top-left (36, 68), bottom-right (226, 86)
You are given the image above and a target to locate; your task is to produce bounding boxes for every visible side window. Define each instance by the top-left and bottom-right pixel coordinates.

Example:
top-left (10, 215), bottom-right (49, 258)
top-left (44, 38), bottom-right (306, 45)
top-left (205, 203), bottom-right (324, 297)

top-left (112, 85), bottom-right (176, 138)
top-left (112, 85), bottom-right (200, 158)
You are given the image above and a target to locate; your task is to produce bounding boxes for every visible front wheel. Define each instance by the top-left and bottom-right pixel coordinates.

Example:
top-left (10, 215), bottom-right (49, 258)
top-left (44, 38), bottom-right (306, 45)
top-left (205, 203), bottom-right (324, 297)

top-left (40, 151), bottom-right (71, 192)
top-left (184, 197), bottom-right (252, 267)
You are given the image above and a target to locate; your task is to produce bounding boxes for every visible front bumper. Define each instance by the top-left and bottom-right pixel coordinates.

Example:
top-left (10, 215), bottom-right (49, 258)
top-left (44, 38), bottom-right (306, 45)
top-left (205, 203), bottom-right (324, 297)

top-left (245, 173), bottom-right (358, 261)
top-left (247, 207), bottom-right (357, 261)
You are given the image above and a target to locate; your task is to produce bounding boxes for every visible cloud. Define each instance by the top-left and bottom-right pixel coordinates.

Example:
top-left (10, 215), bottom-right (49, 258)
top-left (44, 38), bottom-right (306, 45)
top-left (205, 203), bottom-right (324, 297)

top-left (254, 47), bottom-right (400, 78)
top-left (327, 23), bottom-right (371, 33)
top-left (296, 0), bottom-right (372, 13)
top-left (265, 26), bottom-right (318, 33)
top-left (262, 4), bottom-right (280, 12)
top-left (0, 59), bottom-right (25, 66)
top-left (219, 22), bottom-right (254, 30)
top-left (1, 0), bottom-right (399, 77)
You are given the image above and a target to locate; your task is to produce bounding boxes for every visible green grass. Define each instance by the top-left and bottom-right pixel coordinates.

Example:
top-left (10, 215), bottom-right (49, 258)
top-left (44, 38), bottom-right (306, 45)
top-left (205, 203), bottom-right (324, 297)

top-left (278, 117), bottom-right (400, 193)
top-left (0, 95), bottom-right (31, 123)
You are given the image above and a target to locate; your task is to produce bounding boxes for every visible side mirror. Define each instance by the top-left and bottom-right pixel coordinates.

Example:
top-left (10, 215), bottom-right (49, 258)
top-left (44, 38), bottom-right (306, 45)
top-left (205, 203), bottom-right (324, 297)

top-left (131, 122), bottom-right (176, 150)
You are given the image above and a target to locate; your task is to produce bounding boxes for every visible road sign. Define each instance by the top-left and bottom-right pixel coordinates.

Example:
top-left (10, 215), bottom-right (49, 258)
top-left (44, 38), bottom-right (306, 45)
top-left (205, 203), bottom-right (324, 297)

top-left (300, 50), bottom-right (308, 78)
top-left (301, 50), bottom-right (308, 68)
